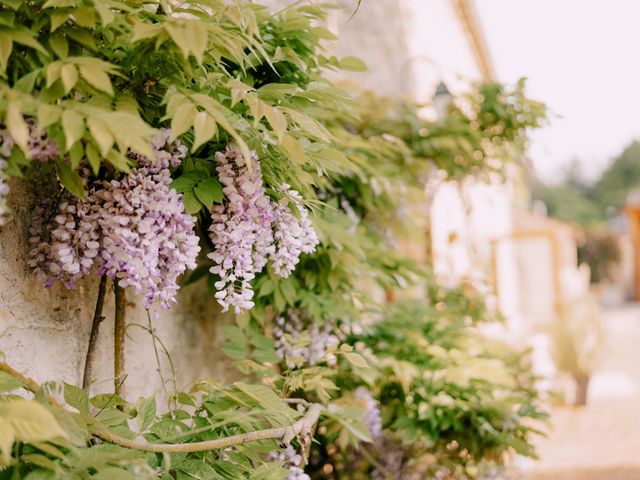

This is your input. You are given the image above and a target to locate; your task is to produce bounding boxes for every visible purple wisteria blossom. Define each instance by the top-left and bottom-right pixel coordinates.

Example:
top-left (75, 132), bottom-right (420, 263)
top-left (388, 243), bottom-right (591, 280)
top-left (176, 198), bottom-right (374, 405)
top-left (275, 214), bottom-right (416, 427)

top-left (207, 147), bottom-right (319, 312)
top-left (26, 119), bottom-right (58, 162)
top-left (355, 387), bottom-right (382, 439)
top-left (271, 184), bottom-right (319, 277)
top-left (273, 310), bottom-right (339, 369)
top-left (268, 445), bottom-right (310, 480)
top-left (28, 134), bottom-right (199, 309)
top-left (28, 189), bottom-right (100, 288)
top-left (208, 147), bottom-right (276, 312)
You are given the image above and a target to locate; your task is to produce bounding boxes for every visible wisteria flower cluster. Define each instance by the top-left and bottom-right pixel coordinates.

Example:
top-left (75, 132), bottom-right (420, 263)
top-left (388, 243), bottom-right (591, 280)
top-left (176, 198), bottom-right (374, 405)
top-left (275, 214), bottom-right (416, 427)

top-left (355, 386), bottom-right (383, 439)
top-left (273, 310), bottom-right (339, 369)
top-left (271, 184), bottom-right (319, 277)
top-left (28, 133), bottom-right (200, 309)
top-left (208, 147), bottom-right (319, 312)
top-left (268, 445), bottom-right (311, 480)
top-left (26, 119), bottom-right (59, 162)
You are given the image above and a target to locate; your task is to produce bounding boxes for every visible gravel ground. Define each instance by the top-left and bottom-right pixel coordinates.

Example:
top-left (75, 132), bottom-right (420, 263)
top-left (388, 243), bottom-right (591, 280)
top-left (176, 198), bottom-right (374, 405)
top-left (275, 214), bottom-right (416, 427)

top-left (522, 303), bottom-right (640, 479)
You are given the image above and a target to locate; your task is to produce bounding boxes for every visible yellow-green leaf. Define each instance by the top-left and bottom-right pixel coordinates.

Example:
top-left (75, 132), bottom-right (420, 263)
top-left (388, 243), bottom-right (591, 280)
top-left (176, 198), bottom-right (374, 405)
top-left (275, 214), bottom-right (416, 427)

top-left (342, 352), bottom-right (369, 368)
top-left (61, 109), bottom-right (85, 150)
top-left (0, 33), bottom-right (12, 72)
top-left (95, 3), bottom-right (115, 25)
top-left (85, 142), bottom-right (100, 174)
top-left (0, 398), bottom-right (69, 465)
top-left (130, 19), bottom-right (160, 43)
top-left (190, 21), bottom-right (208, 64)
top-left (10, 30), bottom-right (47, 55)
top-left (192, 111), bottom-right (216, 152)
top-left (6, 101), bottom-right (28, 156)
top-left (56, 159), bottom-right (85, 198)
top-left (49, 31), bottom-right (68, 59)
top-left (78, 64), bottom-right (113, 95)
top-left (264, 105), bottom-right (287, 142)
top-left (164, 21), bottom-right (190, 59)
top-left (72, 6), bottom-right (95, 28)
top-left (60, 63), bottom-right (78, 93)
top-left (106, 149), bottom-right (130, 172)
top-left (50, 11), bottom-right (70, 31)
top-left (170, 102), bottom-right (196, 138)
top-left (281, 135), bottom-right (306, 166)
top-left (37, 103), bottom-right (61, 128)
top-left (86, 116), bottom-right (113, 156)
top-left (45, 61), bottom-right (62, 88)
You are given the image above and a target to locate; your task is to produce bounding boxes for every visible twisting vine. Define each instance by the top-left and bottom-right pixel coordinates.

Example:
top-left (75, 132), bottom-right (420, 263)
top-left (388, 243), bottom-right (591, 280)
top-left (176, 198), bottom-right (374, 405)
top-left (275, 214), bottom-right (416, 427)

top-left (0, 361), bottom-right (322, 454)
top-left (82, 276), bottom-right (108, 390)
top-left (113, 284), bottom-right (127, 395)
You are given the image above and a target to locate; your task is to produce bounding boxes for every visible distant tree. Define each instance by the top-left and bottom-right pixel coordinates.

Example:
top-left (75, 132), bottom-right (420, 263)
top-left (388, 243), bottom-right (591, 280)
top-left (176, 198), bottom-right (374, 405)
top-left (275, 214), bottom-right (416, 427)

top-left (533, 180), bottom-right (602, 226)
top-left (563, 157), bottom-right (591, 196)
top-left (591, 140), bottom-right (640, 212)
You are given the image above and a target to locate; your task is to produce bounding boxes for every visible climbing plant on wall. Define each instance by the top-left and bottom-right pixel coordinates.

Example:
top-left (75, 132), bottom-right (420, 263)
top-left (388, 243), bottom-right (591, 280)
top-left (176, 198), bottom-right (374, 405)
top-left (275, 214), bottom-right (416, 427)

top-left (0, 1), bottom-right (546, 479)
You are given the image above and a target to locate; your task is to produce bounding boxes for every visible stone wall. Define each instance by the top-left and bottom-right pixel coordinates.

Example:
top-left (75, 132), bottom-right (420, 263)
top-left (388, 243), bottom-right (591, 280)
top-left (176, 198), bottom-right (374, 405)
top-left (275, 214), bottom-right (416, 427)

top-left (0, 178), bottom-right (234, 401)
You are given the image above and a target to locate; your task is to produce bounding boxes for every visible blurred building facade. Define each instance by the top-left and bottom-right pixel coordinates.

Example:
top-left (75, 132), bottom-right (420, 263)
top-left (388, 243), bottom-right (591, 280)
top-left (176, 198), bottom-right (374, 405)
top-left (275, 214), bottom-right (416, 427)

top-left (328, 0), bottom-right (586, 343)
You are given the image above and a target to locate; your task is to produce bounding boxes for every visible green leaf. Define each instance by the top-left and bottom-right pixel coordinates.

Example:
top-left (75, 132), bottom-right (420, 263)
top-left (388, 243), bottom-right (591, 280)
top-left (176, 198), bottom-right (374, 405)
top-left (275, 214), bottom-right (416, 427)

top-left (93, 468), bottom-right (137, 480)
top-left (221, 325), bottom-right (247, 360)
top-left (177, 459), bottom-right (220, 480)
top-left (85, 142), bottom-right (101, 174)
top-left (170, 170), bottom-right (207, 193)
top-left (182, 190), bottom-right (202, 215)
top-left (63, 382), bottom-right (89, 414)
top-left (273, 286), bottom-right (285, 312)
top-left (56, 159), bottom-right (85, 198)
top-left (194, 176), bottom-right (223, 207)
top-left (69, 141), bottom-right (84, 169)
top-left (96, 407), bottom-right (129, 427)
top-left (136, 396), bottom-right (156, 432)
top-left (61, 109), bottom-right (85, 150)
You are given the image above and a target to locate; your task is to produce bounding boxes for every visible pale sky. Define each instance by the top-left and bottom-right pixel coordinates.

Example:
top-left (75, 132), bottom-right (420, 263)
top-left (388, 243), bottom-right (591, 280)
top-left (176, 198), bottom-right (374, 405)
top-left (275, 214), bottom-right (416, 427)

top-left (476, 0), bottom-right (640, 183)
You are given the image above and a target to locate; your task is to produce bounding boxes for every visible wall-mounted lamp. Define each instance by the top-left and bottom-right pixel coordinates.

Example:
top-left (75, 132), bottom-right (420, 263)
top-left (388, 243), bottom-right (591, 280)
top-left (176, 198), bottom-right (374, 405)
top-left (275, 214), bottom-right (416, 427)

top-left (432, 81), bottom-right (452, 120)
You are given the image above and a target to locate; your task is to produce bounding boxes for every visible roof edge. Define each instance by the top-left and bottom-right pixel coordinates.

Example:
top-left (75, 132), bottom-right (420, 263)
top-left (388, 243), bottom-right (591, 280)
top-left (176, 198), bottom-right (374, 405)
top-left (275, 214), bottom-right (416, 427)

top-left (451, 0), bottom-right (495, 80)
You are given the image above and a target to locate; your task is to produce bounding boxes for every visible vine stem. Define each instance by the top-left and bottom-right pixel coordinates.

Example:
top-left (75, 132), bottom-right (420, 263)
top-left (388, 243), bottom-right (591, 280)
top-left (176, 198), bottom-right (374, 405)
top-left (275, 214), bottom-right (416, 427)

top-left (0, 361), bottom-right (321, 454)
top-left (360, 445), bottom-right (398, 480)
top-left (82, 276), bottom-right (108, 391)
top-left (113, 283), bottom-right (126, 395)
